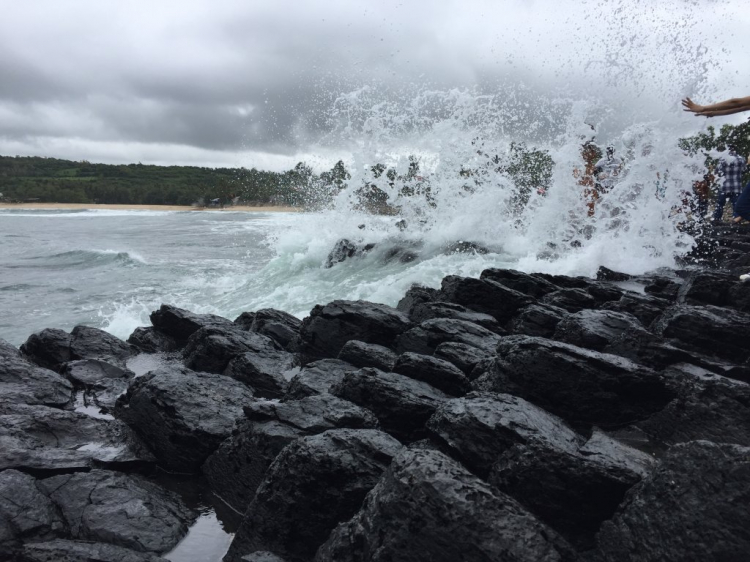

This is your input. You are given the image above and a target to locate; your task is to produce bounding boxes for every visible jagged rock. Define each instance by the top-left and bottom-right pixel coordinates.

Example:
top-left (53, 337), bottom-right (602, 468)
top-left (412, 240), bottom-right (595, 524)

top-left (535, 272), bottom-right (594, 289)
top-left (540, 288), bottom-right (598, 312)
top-left (19, 329), bottom-right (73, 371)
top-left (728, 281), bottom-right (750, 312)
top-left (202, 394), bottom-right (379, 513)
top-left (642, 276), bottom-right (681, 300)
top-left (651, 304), bottom-right (750, 363)
top-left (332, 368), bottom-right (449, 442)
top-left (183, 325), bottom-right (281, 373)
top-left (224, 429), bottom-right (402, 562)
top-left (0, 405), bottom-right (155, 474)
top-left (593, 441), bottom-right (750, 562)
top-left (234, 311), bottom-right (257, 330)
top-left (480, 268), bottom-right (559, 298)
top-left (21, 326), bottom-right (137, 371)
top-left (426, 392), bottom-right (582, 478)
top-left (284, 359), bottom-right (355, 399)
top-left (396, 285), bottom-right (438, 316)
top-left (60, 359), bottom-right (133, 413)
top-left (553, 309), bottom-right (648, 352)
top-left (509, 304), bottom-right (568, 338)
top-left (0, 339), bottom-right (73, 408)
top-left (315, 448), bottom-right (574, 562)
top-left (636, 364), bottom-right (750, 447)
top-left (0, 470), bottom-right (65, 555)
top-left (38, 470), bottom-right (195, 554)
top-left (474, 336), bottom-right (673, 429)
top-left (410, 301), bottom-right (505, 334)
top-left (127, 327), bottom-right (178, 353)
top-left (489, 429), bottom-right (655, 549)
top-left (600, 292), bottom-right (670, 327)
top-left (114, 365), bottom-right (255, 472)
top-left (438, 275), bottom-right (535, 322)
top-left (337, 340), bottom-right (398, 372)
top-left (224, 349), bottom-right (297, 398)
top-left (20, 540), bottom-right (170, 562)
top-left (680, 271), bottom-right (736, 307)
top-left (299, 300), bottom-right (411, 361)
top-left (324, 238), bottom-right (359, 268)
top-left (596, 267), bottom-right (633, 282)
top-left (395, 318), bottom-right (501, 355)
top-left (249, 309), bottom-right (302, 351)
top-left (433, 341), bottom-right (493, 377)
top-left (393, 352), bottom-right (471, 396)
top-left (149, 304), bottom-right (234, 345)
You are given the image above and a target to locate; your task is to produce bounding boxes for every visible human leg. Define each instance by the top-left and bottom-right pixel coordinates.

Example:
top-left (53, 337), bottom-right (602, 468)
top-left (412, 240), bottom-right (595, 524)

top-left (712, 191), bottom-right (729, 221)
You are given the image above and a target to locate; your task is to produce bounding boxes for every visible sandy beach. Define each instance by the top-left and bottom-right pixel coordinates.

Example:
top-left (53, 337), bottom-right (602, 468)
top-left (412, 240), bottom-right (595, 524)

top-left (0, 202), bottom-right (301, 212)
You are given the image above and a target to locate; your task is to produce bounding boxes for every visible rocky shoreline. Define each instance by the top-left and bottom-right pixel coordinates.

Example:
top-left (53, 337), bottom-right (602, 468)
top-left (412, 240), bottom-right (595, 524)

top-left (2, 224), bottom-right (750, 562)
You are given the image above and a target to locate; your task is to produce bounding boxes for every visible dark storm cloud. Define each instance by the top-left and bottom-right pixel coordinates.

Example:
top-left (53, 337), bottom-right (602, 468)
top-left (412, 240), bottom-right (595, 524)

top-left (0, 0), bottom-right (747, 167)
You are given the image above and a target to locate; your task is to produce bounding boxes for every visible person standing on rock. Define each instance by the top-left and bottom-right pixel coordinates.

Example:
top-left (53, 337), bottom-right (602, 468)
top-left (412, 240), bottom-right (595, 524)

top-left (711, 145), bottom-right (747, 222)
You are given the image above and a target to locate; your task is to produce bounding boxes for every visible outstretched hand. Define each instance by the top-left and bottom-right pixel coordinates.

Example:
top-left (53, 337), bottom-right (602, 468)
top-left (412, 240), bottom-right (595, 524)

top-left (682, 97), bottom-right (708, 116)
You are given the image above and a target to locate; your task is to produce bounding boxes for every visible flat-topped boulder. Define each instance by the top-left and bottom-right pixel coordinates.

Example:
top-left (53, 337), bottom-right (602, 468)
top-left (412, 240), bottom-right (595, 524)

top-left (438, 275), bottom-right (535, 322)
top-left (224, 348), bottom-right (297, 398)
top-left (332, 368), bottom-right (449, 443)
top-left (541, 288), bottom-right (598, 312)
top-left (21, 326), bottom-right (137, 371)
top-left (592, 441), bottom-right (750, 561)
top-left (224, 429), bottom-right (402, 562)
top-left (410, 301), bottom-right (506, 334)
top-left (553, 309), bottom-right (649, 352)
top-left (509, 303), bottom-right (568, 338)
top-left (427, 392), bottom-right (582, 478)
top-left (0, 469), bottom-right (65, 555)
top-left (115, 365), bottom-right (255, 472)
top-left (480, 268), bottom-right (559, 298)
top-left (299, 300), bottom-right (411, 361)
top-left (315, 447), bottom-right (574, 562)
top-left (284, 358), bottom-right (355, 399)
top-left (433, 341), bottom-right (493, 377)
top-left (474, 336), bottom-right (674, 429)
top-left (337, 340), bottom-right (398, 372)
top-left (202, 394), bottom-right (380, 513)
top-left (61, 359), bottom-right (133, 413)
top-left (393, 352), bottom-right (471, 396)
top-left (149, 304), bottom-right (234, 345)
top-left (490, 428), bottom-right (655, 549)
top-left (39, 470), bottom-right (196, 554)
top-left (0, 405), bottom-right (155, 474)
top-left (0, 339), bottom-right (73, 409)
top-left (183, 324), bottom-right (282, 374)
top-left (600, 292), bottom-right (671, 327)
top-left (395, 318), bottom-right (501, 355)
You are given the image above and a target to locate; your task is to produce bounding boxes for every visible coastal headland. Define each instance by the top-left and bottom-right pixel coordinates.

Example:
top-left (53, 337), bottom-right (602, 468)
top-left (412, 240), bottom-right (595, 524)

top-left (1, 223), bottom-right (750, 561)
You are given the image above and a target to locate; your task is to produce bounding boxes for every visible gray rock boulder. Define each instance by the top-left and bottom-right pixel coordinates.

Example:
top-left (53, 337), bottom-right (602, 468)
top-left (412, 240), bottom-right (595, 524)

top-left (395, 318), bottom-right (501, 355)
top-left (183, 325), bottom-right (281, 374)
top-left (127, 327), bottom-right (178, 353)
top-left (337, 340), bottom-right (398, 372)
top-left (410, 302), bottom-right (506, 334)
top-left (149, 304), bottom-right (234, 345)
top-left (393, 352), bottom-right (471, 396)
top-left (224, 349), bottom-right (297, 398)
top-left (438, 275), bottom-right (535, 323)
top-left (0, 340), bottom-right (73, 408)
top-left (508, 304), bottom-right (568, 338)
top-left (284, 359), bottom-right (355, 399)
top-left (60, 359), bottom-right (133, 413)
top-left (433, 342), bottom-right (493, 377)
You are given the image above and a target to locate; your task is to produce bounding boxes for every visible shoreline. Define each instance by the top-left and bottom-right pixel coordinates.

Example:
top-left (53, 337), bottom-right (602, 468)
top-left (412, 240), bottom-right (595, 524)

top-left (0, 202), bottom-right (302, 212)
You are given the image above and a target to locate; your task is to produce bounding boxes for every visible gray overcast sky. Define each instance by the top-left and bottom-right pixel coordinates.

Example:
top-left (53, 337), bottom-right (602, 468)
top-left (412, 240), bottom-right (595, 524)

top-left (0, 0), bottom-right (748, 171)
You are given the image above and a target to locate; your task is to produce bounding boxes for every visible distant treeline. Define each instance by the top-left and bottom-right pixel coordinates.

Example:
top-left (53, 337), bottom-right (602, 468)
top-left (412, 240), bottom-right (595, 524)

top-left (0, 156), bottom-right (350, 208)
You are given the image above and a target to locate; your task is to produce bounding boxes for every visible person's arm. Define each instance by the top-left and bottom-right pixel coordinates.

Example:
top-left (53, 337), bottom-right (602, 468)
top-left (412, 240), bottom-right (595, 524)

top-left (682, 96), bottom-right (750, 117)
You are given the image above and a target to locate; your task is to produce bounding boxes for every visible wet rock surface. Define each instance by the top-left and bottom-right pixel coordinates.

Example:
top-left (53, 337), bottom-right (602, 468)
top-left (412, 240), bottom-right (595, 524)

top-left (223, 349), bottom-right (296, 398)
top-left (20, 540), bottom-right (171, 562)
top-left (225, 429), bottom-right (402, 562)
top-left (0, 340), bottom-right (73, 409)
top-left (183, 325), bottom-right (282, 374)
top-left (61, 359), bottom-right (133, 413)
top-left (395, 317), bottom-right (501, 355)
top-left (392, 352), bottom-right (471, 396)
top-left (114, 365), bottom-right (255, 472)
top-left (283, 358), bottom-right (354, 399)
top-left (337, 340), bottom-right (398, 372)
top-left (149, 304), bottom-right (235, 346)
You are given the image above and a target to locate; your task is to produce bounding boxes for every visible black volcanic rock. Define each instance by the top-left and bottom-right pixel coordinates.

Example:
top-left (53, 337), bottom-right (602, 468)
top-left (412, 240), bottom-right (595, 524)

top-left (541, 288), bottom-right (598, 312)
top-left (61, 359), bottom-right (133, 413)
top-left (249, 308), bottom-right (302, 351)
top-left (315, 448), bottom-right (574, 562)
top-left (149, 304), bottom-right (234, 344)
top-left (38, 470), bottom-right (195, 554)
top-left (0, 405), bottom-right (155, 474)
top-left (284, 358), bottom-right (355, 399)
top-left (0, 469), bottom-right (64, 554)
top-left (224, 349), bottom-right (297, 398)
top-left (438, 275), bottom-right (535, 322)
top-left (489, 428), bottom-right (655, 549)
top-left (396, 284), bottom-right (438, 316)
top-left (127, 326), bottom-right (178, 353)
top-left (426, 392), bottom-right (582, 478)
top-left (224, 429), bottom-right (402, 562)
top-left (114, 365), bottom-right (255, 472)
top-left (600, 292), bottom-right (670, 327)
top-left (20, 328), bottom-right (73, 371)
top-left (332, 367), bottom-right (449, 442)
top-left (0, 339), bottom-right (73, 409)
top-left (299, 300), bottom-right (411, 361)
top-left (651, 304), bottom-right (750, 363)
top-left (183, 324), bottom-right (281, 374)
top-left (474, 336), bottom-right (673, 429)
top-left (337, 340), bottom-right (398, 372)
top-left (509, 303), bottom-right (568, 338)
top-left (202, 394), bottom-right (379, 514)
top-left (592, 441), bottom-right (750, 562)
top-left (553, 309), bottom-right (648, 352)
top-left (20, 540), bottom-right (171, 562)
top-left (433, 341), bottom-right (493, 377)
top-left (410, 301), bottom-right (505, 334)
top-left (480, 268), bottom-right (559, 298)
top-left (395, 318), bottom-right (501, 355)
top-left (393, 352), bottom-right (471, 396)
